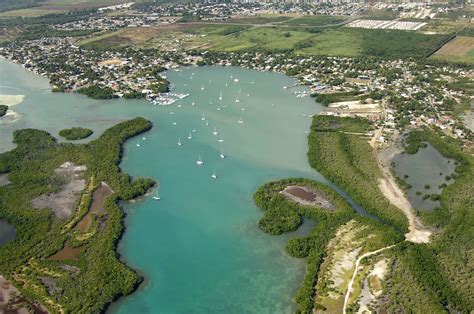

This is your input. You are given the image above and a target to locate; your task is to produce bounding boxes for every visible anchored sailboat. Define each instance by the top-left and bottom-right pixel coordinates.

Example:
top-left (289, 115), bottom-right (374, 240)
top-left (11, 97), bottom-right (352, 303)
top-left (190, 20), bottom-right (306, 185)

top-left (177, 138), bottom-right (182, 146)
top-left (238, 116), bottom-right (244, 124)
top-left (219, 91), bottom-right (223, 101)
top-left (196, 155), bottom-right (204, 166)
top-left (213, 127), bottom-right (219, 136)
top-left (220, 148), bottom-right (225, 159)
top-left (211, 170), bottom-right (217, 179)
top-left (188, 132), bottom-right (192, 140)
top-left (153, 190), bottom-right (160, 200)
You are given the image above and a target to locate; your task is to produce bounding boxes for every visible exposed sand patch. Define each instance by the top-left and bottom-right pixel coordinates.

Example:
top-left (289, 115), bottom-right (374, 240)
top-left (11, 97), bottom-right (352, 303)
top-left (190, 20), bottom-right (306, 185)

top-left (357, 259), bottom-right (388, 313)
top-left (0, 94), bottom-right (24, 107)
top-left (315, 220), bottom-right (368, 313)
top-left (31, 162), bottom-right (87, 219)
top-left (0, 274), bottom-right (48, 314)
top-left (98, 58), bottom-right (124, 66)
top-left (0, 94), bottom-right (24, 124)
top-left (344, 247), bottom-right (394, 314)
top-left (0, 173), bottom-right (10, 187)
top-left (280, 185), bottom-right (335, 209)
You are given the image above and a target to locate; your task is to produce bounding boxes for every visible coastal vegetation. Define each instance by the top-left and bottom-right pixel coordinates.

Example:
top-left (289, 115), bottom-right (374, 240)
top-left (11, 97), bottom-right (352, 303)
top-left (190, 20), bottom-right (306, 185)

top-left (59, 127), bottom-right (93, 140)
top-left (253, 178), bottom-right (401, 313)
top-left (312, 91), bottom-right (361, 106)
top-left (301, 115), bottom-right (473, 312)
top-left (76, 85), bottom-right (118, 99)
top-left (0, 105), bottom-right (7, 117)
top-left (308, 115), bottom-right (408, 232)
top-left (0, 118), bottom-right (154, 312)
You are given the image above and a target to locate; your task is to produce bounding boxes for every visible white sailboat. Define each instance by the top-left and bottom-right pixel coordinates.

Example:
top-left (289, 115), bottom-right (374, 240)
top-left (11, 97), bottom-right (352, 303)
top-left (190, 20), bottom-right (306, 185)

top-left (220, 148), bottom-right (225, 159)
top-left (201, 113), bottom-right (206, 121)
top-left (177, 138), bottom-right (182, 146)
top-left (142, 137), bottom-right (147, 140)
top-left (153, 190), bottom-right (161, 200)
top-left (188, 132), bottom-right (192, 140)
top-left (196, 155), bottom-right (204, 166)
top-left (213, 127), bottom-right (219, 136)
top-left (205, 121), bottom-right (209, 126)
top-left (192, 102), bottom-right (196, 106)
top-left (136, 141), bottom-right (141, 147)
top-left (238, 117), bottom-right (244, 124)
top-left (218, 137), bottom-right (224, 143)
top-left (235, 96), bottom-right (240, 103)
top-left (201, 85), bottom-right (205, 91)
top-left (211, 170), bottom-right (217, 179)
top-left (219, 91), bottom-right (223, 101)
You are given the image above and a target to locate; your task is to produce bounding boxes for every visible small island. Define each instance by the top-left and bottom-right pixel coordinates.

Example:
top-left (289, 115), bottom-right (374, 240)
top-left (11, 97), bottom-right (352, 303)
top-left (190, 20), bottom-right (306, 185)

top-left (59, 127), bottom-right (93, 140)
top-left (0, 118), bottom-right (154, 313)
top-left (0, 105), bottom-right (8, 117)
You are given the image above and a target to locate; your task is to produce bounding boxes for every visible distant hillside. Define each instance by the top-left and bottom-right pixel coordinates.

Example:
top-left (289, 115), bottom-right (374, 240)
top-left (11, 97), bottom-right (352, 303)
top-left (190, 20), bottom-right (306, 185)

top-left (0, 0), bottom-right (39, 13)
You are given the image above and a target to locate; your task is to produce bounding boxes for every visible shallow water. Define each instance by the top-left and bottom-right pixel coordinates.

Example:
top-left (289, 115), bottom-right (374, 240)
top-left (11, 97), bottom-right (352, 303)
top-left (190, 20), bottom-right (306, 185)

top-left (0, 219), bottom-right (15, 246)
top-left (0, 59), bottom-right (371, 313)
top-left (393, 144), bottom-right (455, 210)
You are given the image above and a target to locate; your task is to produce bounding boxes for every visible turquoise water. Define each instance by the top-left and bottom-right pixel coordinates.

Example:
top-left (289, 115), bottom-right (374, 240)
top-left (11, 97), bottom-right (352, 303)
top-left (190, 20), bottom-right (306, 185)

top-left (0, 59), bottom-right (367, 313)
top-left (393, 144), bottom-right (455, 210)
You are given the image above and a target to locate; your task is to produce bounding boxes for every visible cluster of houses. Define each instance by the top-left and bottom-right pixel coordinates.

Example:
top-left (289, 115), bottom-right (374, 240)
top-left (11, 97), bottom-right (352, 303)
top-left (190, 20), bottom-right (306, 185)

top-left (0, 27), bottom-right (472, 142)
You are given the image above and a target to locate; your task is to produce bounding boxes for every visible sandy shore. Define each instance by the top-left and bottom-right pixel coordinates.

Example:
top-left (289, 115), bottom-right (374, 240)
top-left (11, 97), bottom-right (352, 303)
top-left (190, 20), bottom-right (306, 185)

top-left (0, 94), bottom-right (24, 107)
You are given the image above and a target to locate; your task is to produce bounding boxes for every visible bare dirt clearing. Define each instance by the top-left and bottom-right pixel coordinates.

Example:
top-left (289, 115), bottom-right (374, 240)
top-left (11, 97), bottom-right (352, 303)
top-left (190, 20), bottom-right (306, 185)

top-left (31, 162), bottom-right (87, 219)
top-left (436, 36), bottom-right (474, 57)
top-left (280, 185), bottom-right (335, 209)
top-left (0, 173), bottom-right (10, 187)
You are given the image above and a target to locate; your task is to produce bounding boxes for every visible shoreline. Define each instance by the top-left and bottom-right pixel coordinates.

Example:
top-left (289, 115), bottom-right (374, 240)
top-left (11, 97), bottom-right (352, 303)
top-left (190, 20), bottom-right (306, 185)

top-left (0, 118), bottom-right (154, 313)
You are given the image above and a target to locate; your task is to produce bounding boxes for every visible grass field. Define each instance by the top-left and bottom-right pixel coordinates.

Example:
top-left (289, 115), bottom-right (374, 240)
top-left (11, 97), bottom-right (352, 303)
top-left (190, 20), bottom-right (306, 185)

top-left (79, 23), bottom-right (450, 59)
top-left (433, 36), bottom-right (474, 64)
top-left (282, 15), bottom-right (348, 27)
top-left (225, 14), bottom-right (292, 25)
top-left (420, 19), bottom-right (472, 35)
top-left (0, 0), bottom-right (128, 17)
top-left (199, 26), bottom-right (449, 58)
top-left (78, 25), bottom-right (192, 49)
